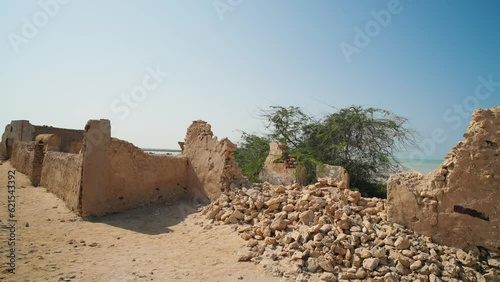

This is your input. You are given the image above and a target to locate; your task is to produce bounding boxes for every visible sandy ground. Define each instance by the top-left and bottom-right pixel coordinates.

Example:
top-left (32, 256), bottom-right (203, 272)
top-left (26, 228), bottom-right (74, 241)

top-left (0, 161), bottom-right (285, 282)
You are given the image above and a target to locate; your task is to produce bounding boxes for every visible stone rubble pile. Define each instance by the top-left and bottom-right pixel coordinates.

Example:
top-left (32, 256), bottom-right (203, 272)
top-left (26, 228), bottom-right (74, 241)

top-left (202, 182), bottom-right (499, 282)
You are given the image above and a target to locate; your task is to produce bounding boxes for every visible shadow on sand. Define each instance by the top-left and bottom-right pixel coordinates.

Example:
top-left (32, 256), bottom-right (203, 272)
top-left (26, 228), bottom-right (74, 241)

top-left (87, 201), bottom-right (202, 235)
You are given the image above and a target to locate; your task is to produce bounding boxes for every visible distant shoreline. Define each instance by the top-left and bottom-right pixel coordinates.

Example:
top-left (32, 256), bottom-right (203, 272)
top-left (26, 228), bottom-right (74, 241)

top-left (397, 159), bottom-right (442, 174)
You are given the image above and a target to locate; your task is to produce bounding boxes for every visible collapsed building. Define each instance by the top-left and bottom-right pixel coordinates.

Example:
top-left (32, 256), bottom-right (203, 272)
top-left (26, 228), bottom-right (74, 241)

top-left (1, 107), bottom-right (498, 257)
top-left (0, 119), bottom-right (247, 217)
top-left (387, 106), bottom-right (499, 252)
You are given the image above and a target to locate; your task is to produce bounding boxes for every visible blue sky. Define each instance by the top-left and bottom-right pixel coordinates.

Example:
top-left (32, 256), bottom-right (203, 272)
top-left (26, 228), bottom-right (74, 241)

top-left (1, 0), bottom-right (499, 161)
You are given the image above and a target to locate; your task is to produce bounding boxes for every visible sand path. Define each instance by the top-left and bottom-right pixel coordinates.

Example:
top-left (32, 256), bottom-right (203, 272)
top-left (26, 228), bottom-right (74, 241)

top-left (0, 161), bottom-right (283, 282)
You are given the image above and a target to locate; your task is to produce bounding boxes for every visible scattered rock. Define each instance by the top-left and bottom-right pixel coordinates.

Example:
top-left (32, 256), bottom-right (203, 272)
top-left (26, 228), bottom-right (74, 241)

top-left (201, 177), bottom-right (496, 280)
top-left (362, 258), bottom-right (379, 271)
top-left (319, 272), bottom-right (337, 282)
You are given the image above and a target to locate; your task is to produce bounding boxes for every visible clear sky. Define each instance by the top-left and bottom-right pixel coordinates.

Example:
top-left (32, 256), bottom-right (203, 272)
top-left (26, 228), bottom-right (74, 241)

top-left (1, 0), bottom-right (499, 161)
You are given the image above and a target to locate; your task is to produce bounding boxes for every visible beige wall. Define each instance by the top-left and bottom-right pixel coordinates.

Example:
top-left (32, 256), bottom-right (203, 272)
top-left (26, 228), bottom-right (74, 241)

top-left (182, 120), bottom-right (247, 203)
top-left (387, 106), bottom-right (500, 251)
top-left (79, 120), bottom-right (190, 217)
top-left (40, 152), bottom-right (83, 212)
top-left (0, 120), bottom-right (35, 159)
top-left (6, 118), bottom-right (247, 218)
top-left (1, 120), bottom-right (83, 159)
top-left (10, 141), bottom-right (35, 176)
top-left (107, 139), bottom-right (190, 213)
top-left (33, 125), bottom-right (83, 153)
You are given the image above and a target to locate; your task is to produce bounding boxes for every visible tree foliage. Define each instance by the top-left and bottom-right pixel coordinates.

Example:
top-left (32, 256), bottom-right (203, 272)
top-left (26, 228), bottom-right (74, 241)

top-left (235, 105), bottom-right (417, 197)
top-left (233, 132), bottom-right (270, 183)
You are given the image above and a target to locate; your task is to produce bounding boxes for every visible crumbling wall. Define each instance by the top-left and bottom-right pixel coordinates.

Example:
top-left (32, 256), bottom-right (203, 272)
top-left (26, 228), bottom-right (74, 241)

top-left (10, 141), bottom-right (35, 176)
top-left (40, 152), bottom-right (83, 212)
top-left (259, 143), bottom-right (299, 186)
top-left (387, 106), bottom-right (500, 251)
top-left (0, 120), bottom-right (83, 159)
top-left (79, 119), bottom-right (191, 217)
top-left (182, 120), bottom-right (247, 202)
top-left (316, 164), bottom-right (350, 190)
top-left (0, 120), bottom-right (35, 159)
top-left (106, 138), bottom-right (190, 214)
top-left (33, 126), bottom-right (83, 153)
top-left (35, 134), bottom-right (62, 152)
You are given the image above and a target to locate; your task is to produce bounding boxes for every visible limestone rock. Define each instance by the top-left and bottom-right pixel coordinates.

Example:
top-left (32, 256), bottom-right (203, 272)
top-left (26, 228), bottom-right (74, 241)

top-left (363, 257), bottom-right (380, 271)
top-left (387, 106), bottom-right (500, 251)
top-left (299, 210), bottom-right (314, 225)
top-left (320, 272), bottom-right (337, 282)
top-left (316, 165), bottom-right (350, 189)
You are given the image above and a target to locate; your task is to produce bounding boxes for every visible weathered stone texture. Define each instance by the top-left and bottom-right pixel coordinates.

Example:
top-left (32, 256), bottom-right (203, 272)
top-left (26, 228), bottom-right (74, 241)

top-left (259, 143), bottom-right (298, 185)
top-left (40, 151), bottom-right (83, 212)
top-left (317, 164), bottom-right (350, 190)
top-left (183, 120), bottom-right (247, 203)
top-left (387, 106), bottom-right (500, 251)
top-left (35, 134), bottom-right (62, 153)
top-left (0, 120), bottom-right (83, 159)
top-left (0, 120), bottom-right (35, 159)
top-left (202, 181), bottom-right (499, 280)
top-left (10, 141), bottom-right (35, 176)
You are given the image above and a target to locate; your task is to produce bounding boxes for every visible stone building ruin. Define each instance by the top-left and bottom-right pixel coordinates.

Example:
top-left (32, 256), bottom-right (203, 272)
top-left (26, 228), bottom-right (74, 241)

top-left (387, 106), bottom-right (499, 252)
top-left (0, 119), bottom-right (247, 217)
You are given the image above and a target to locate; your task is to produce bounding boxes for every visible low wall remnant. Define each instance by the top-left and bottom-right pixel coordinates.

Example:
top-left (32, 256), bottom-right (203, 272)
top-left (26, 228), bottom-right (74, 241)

top-left (40, 152), bottom-right (83, 212)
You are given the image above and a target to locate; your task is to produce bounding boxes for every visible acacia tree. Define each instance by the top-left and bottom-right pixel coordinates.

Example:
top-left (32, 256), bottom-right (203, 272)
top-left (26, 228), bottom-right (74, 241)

top-left (304, 106), bottom-right (417, 197)
top-left (233, 132), bottom-right (270, 183)
top-left (235, 105), bottom-right (417, 197)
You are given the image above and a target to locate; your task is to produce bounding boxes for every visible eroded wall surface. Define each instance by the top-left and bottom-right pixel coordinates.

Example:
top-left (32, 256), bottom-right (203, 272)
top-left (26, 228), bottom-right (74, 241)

top-left (316, 164), bottom-right (350, 189)
top-left (0, 120), bottom-right (35, 159)
top-left (10, 141), bottom-right (35, 176)
top-left (40, 152), bottom-right (83, 212)
top-left (387, 106), bottom-right (500, 251)
top-left (79, 120), bottom-right (191, 216)
top-left (182, 120), bottom-right (247, 203)
top-left (0, 120), bottom-right (83, 158)
top-left (259, 143), bottom-right (298, 186)
top-left (33, 126), bottom-right (83, 153)
top-left (106, 138), bottom-right (190, 214)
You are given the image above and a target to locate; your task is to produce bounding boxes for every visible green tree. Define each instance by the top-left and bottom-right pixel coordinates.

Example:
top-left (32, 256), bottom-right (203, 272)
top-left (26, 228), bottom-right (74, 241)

top-left (304, 106), bottom-right (417, 197)
top-left (235, 105), bottom-right (417, 198)
top-left (233, 132), bottom-right (270, 183)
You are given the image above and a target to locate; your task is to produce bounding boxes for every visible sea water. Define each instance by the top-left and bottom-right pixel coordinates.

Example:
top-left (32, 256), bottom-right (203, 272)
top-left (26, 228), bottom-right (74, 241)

top-left (396, 159), bottom-right (443, 174)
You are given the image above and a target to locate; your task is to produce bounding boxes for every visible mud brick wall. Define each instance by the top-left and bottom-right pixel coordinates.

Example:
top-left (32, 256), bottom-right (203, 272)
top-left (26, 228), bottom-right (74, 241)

top-left (40, 152), bottom-right (83, 212)
top-left (10, 141), bottom-right (35, 177)
top-left (79, 120), bottom-right (190, 217)
top-left (33, 126), bottom-right (84, 153)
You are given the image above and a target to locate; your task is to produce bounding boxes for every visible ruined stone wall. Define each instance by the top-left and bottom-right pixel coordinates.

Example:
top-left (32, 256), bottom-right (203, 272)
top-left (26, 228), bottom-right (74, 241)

top-left (0, 120), bottom-right (35, 159)
top-left (259, 143), bottom-right (299, 186)
top-left (78, 120), bottom-right (191, 216)
top-left (0, 121), bottom-right (83, 159)
top-left (106, 138), bottom-right (190, 214)
top-left (387, 106), bottom-right (500, 251)
top-left (33, 126), bottom-right (83, 153)
top-left (40, 152), bottom-right (83, 212)
top-left (10, 141), bottom-right (35, 176)
top-left (182, 120), bottom-right (247, 203)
